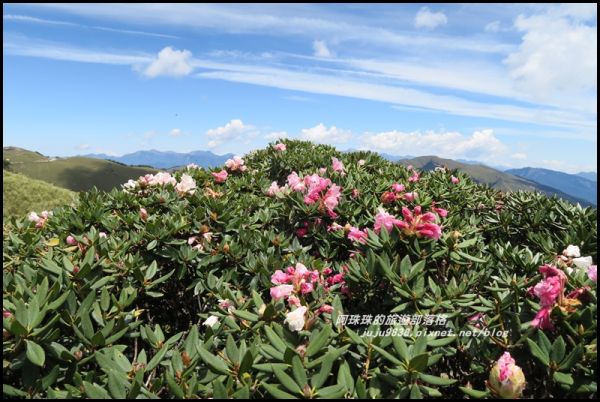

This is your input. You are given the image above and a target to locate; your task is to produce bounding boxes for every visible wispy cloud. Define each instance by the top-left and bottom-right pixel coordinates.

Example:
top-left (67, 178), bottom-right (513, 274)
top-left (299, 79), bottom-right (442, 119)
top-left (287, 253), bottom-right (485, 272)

top-left (3, 14), bottom-right (179, 39)
top-left (414, 7), bottom-right (448, 29)
top-left (17, 4), bottom-right (513, 54)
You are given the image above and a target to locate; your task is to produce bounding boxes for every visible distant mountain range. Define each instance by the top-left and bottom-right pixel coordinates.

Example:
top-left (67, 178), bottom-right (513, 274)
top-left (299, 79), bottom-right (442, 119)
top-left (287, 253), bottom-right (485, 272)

top-left (84, 149), bottom-right (234, 169)
top-left (506, 167), bottom-right (596, 206)
top-left (4, 146), bottom-right (596, 207)
top-left (577, 171), bottom-right (597, 182)
top-left (398, 155), bottom-right (595, 206)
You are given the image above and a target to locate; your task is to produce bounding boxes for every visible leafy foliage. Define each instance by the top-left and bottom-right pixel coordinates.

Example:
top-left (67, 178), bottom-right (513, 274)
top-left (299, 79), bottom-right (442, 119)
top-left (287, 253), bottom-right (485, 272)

top-left (3, 140), bottom-right (597, 398)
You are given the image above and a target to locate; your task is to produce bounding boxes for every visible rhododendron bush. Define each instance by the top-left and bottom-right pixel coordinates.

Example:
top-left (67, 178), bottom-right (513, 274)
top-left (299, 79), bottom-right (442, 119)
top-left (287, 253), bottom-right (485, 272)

top-left (3, 140), bottom-right (597, 399)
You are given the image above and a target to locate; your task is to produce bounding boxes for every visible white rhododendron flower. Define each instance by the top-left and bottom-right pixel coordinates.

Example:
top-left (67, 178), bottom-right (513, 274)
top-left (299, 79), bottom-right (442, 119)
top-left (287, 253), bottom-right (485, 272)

top-left (563, 245), bottom-right (581, 258)
top-left (203, 315), bottom-right (219, 328)
top-left (176, 174), bottom-right (196, 195)
top-left (573, 256), bottom-right (593, 270)
top-left (284, 306), bottom-right (307, 332)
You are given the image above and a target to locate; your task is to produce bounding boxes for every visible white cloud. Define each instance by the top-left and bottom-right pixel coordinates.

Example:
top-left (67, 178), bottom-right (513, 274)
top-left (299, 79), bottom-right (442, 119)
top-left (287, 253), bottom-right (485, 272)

top-left (300, 123), bottom-right (352, 144)
top-left (265, 131), bottom-right (289, 140)
top-left (143, 47), bottom-right (194, 78)
top-left (362, 129), bottom-right (510, 162)
top-left (76, 143), bottom-right (90, 150)
top-left (206, 119), bottom-right (256, 148)
top-left (414, 7), bottom-right (448, 29)
top-left (313, 40), bottom-right (333, 58)
top-left (504, 5), bottom-right (597, 109)
top-left (511, 152), bottom-right (527, 160)
top-left (485, 21), bottom-right (501, 32)
top-left (143, 131), bottom-right (159, 139)
top-left (169, 128), bottom-right (183, 137)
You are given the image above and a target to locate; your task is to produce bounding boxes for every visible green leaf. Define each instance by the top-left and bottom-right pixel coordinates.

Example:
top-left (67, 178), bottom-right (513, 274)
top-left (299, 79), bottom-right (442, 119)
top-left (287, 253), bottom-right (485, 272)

top-left (196, 344), bottom-right (229, 375)
top-left (233, 309), bottom-right (259, 322)
top-left (418, 373), bottom-right (457, 386)
top-left (306, 325), bottom-right (331, 357)
top-left (527, 338), bottom-right (550, 366)
top-left (550, 336), bottom-right (566, 364)
top-left (459, 386), bottom-right (490, 398)
top-left (559, 345), bottom-right (584, 371)
top-left (553, 372), bottom-right (574, 385)
top-left (25, 340), bottom-right (45, 367)
top-left (409, 353), bottom-right (430, 372)
top-left (273, 366), bottom-right (302, 394)
top-left (291, 356), bottom-right (307, 387)
top-left (262, 383), bottom-right (298, 399)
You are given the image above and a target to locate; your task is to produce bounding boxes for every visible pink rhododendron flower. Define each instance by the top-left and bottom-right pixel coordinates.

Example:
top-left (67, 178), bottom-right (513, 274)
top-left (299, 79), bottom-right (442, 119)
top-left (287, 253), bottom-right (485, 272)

top-left (218, 299), bottom-right (234, 312)
top-left (274, 143), bottom-right (287, 151)
top-left (300, 282), bottom-right (314, 294)
top-left (531, 306), bottom-right (554, 330)
top-left (392, 183), bottom-right (405, 192)
top-left (270, 284), bottom-right (294, 301)
top-left (488, 352), bottom-right (526, 398)
top-left (271, 270), bottom-right (290, 285)
top-left (451, 176), bottom-right (460, 184)
top-left (4, 310), bottom-right (12, 318)
top-left (351, 188), bottom-right (360, 198)
top-left (28, 210), bottom-right (52, 228)
top-left (318, 304), bottom-right (334, 314)
top-left (408, 171), bottom-right (420, 183)
top-left (99, 232), bottom-right (107, 238)
top-left (267, 181), bottom-right (281, 197)
top-left (175, 174), bottom-right (196, 196)
top-left (403, 192), bottom-right (417, 202)
top-left (319, 167), bottom-right (327, 175)
top-left (327, 222), bottom-right (344, 232)
top-left (357, 159), bottom-right (366, 166)
top-left (374, 208), bottom-right (407, 234)
top-left (381, 191), bottom-right (397, 204)
top-left (348, 227), bottom-right (368, 243)
top-left (533, 276), bottom-right (562, 306)
top-left (563, 244), bottom-right (581, 258)
top-left (225, 156), bottom-right (247, 172)
top-left (186, 163), bottom-right (199, 170)
top-left (400, 206), bottom-right (442, 240)
top-left (287, 295), bottom-right (301, 307)
top-left (66, 235), bottom-right (77, 246)
top-left (468, 312), bottom-right (486, 329)
top-left (588, 265), bottom-right (597, 282)
top-left (296, 227), bottom-right (308, 238)
top-left (139, 208), bottom-right (148, 221)
top-left (331, 157), bottom-right (345, 173)
top-left (287, 171), bottom-right (306, 192)
top-left (212, 170), bottom-right (228, 183)
top-left (322, 267), bottom-right (333, 276)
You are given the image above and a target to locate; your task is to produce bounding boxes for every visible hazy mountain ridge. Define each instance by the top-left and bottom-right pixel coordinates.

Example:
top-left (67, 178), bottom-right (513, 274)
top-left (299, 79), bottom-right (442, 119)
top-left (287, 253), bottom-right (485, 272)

top-left (399, 155), bottom-right (594, 206)
top-left (506, 167), bottom-right (597, 206)
top-left (83, 149), bottom-right (235, 169)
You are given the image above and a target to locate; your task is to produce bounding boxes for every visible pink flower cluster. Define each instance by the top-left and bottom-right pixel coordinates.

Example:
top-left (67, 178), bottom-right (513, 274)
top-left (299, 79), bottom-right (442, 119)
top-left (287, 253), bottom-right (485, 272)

top-left (530, 265), bottom-right (565, 330)
top-left (373, 206), bottom-right (444, 240)
top-left (381, 183), bottom-right (419, 204)
top-left (287, 171), bottom-right (342, 218)
top-left (273, 143), bottom-right (287, 151)
top-left (331, 157), bottom-right (345, 174)
top-left (124, 172), bottom-right (196, 196)
top-left (225, 156), bottom-right (247, 172)
top-left (270, 263), bottom-right (321, 302)
top-left (188, 232), bottom-right (213, 251)
top-left (28, 210), bottom-right (52, 228)
top-left (212, 170), bottom-right (228, 183)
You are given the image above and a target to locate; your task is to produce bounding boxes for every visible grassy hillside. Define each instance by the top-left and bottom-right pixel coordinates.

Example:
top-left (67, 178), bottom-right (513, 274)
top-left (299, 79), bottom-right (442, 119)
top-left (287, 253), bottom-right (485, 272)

top-left (400, 155), bottom-right (591, 205)
top-left (3, 170), bottom-right (77, 219)
top-left (3, 147), bottom-right (157, 192)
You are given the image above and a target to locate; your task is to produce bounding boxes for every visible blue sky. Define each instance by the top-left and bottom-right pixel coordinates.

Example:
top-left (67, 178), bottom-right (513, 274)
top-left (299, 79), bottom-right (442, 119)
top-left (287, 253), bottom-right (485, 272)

top-left (3, 3), bottom-right (597, 173)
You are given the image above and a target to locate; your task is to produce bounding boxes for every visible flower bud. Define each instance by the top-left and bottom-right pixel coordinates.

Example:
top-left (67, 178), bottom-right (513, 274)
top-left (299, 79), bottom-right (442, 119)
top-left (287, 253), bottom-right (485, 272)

top-left (488, 352), bottom-right (526, 399)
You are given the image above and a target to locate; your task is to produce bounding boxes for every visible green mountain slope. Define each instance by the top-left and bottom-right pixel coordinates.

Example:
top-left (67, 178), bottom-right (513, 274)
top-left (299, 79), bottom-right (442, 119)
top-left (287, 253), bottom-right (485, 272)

top-left (399, 155), bottom-right (591, 206)
top-left (3, 147), bottom-right (157, 192)
top-left (3, 170), bottom-right (77, 219)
